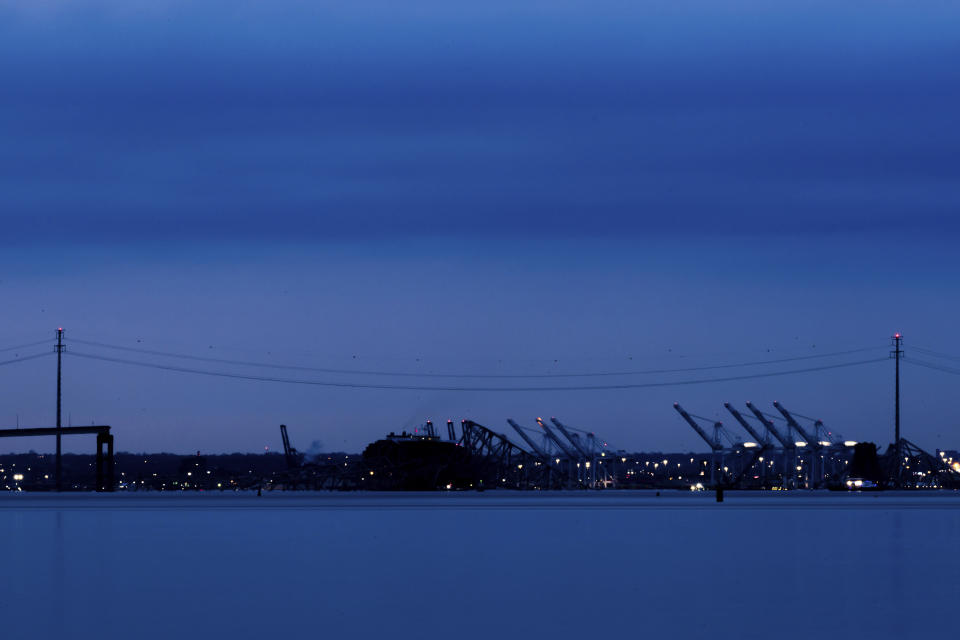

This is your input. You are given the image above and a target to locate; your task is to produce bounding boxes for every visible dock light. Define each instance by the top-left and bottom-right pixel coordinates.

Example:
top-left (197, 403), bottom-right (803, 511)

top-left (743, 442), bottom-right (758, 448)
top-left (585, 461), bottom-right (591, 469)
top-left (795, 442), bottom-right (807, 447)
top-left (844, 441), bottom-right (858, 447)
top-left (819, 441), bottom-right (832, 447)
top-left (13, 474), bottom-right (23, 481)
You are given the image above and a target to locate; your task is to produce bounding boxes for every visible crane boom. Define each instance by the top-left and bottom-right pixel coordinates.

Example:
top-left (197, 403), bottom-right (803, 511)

top-left (279, 424), bottom-right (299, 469)
top-left (549, 418), bottom-right (591, 458)
top-left (813, 420), bottom-right (839, 447)
top-left (773, 402), bottom-right (817, 446)
top-left (723, 403), bottom-right (767, 445)
top-left (673, 403), bottom-right (721, 451)
top-left (774, 401), bottom-right (824, 488)
top-left (507, 419), bottom-right (549, 458)
top-left (745, 402), bottom-right (792, 449)
top-left (536, 417), bottom-right (578, 459)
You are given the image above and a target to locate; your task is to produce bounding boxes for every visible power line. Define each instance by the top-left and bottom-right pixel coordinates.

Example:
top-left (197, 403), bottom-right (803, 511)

top-left (0, 352), bottom-right (52, 367)
top-left (66, 350), bottom-right (888, 392)
top-left (69, 336), bottom-right (885, 379)
top-left (0, 339), bottom-right (52, 354)
top-left (912, 345), bottom-right (960, 363)
top-left (905, 359), bottom-right (960, 376)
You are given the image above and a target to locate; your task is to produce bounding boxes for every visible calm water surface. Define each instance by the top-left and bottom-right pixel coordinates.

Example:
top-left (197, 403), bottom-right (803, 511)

top-left (1, 492), bottom-right (956, 639)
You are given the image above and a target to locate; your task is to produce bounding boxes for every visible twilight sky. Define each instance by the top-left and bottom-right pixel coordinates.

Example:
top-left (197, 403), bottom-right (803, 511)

top-left (1, 1), bottom-right (958, 454)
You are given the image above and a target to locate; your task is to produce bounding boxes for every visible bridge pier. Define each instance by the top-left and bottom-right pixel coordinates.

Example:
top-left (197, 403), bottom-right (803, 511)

top-left (96, 431), bottom-right (115, 492)
top-left (0, 425), bottom-right (114, 491)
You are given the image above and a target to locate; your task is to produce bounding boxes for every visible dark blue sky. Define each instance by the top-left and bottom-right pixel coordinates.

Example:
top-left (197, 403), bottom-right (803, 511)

top-left (1, 1), bottom-right (958, 453)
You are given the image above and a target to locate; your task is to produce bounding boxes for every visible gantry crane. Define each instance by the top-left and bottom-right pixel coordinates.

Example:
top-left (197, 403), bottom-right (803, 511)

top-left (507, 419), bottom-right (550, 460)
top-left (508, 418), bottom-right (565, 487)
top-left (812, 418), bottom-right (852, 482)
top-left (550, 417), bottom-right (597, 487)
top-left (537, 417), bottom-right (586, 486)
top-left (724, 403), bottom-right (769, 446)
top-left (673, 403), bottom-right (724, 486)
top-left (787, 412), bottom-right (848, 483)
top-left (724, 403), bottom-right (774, 484)
top-left (745, 402), bottom-right (797, 487)
top-left (536, 417), bottom-right (578, 461)
top-left (773, 401), bottom-right (822, 488)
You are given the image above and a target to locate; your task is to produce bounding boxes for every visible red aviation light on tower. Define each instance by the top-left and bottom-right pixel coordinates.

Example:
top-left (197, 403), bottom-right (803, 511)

top-left (894, 332), bottom-right (901, 339)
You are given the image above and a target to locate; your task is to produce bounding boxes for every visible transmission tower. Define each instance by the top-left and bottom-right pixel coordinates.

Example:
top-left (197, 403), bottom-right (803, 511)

top-left (891, 332), bottom-right (903, 488)
top-left (55, 327), bottom-right (64, 491)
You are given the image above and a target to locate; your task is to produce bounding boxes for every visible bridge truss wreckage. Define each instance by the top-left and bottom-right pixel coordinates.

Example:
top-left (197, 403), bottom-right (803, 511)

top-left (270, 417), bottom-right (622, 491)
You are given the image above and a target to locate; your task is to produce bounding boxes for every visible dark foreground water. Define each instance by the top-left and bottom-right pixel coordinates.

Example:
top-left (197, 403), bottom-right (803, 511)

top-left (1, 491), bottom-right (957, 639)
